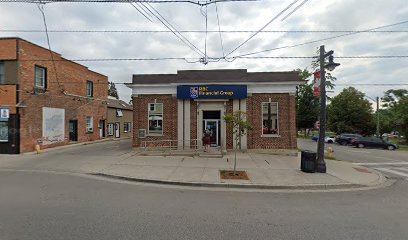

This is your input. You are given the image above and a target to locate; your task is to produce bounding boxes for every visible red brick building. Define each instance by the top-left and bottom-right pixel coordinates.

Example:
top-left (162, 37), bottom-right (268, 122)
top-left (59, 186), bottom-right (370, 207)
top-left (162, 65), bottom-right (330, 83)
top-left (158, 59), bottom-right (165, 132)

top-left (0, 37), bottom-right (108, 154)
top-left (126, 69), bottom-right (302, 155)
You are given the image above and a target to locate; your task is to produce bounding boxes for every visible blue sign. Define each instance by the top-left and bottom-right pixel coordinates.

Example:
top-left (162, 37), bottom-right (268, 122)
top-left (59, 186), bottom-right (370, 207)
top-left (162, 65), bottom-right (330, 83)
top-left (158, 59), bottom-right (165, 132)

top-left (177, 85), bottom-right (247, 99)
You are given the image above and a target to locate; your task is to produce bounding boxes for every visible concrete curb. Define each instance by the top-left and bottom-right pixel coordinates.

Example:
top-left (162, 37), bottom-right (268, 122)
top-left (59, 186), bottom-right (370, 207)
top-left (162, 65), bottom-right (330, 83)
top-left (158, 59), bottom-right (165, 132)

top-left (90, 172), bottom-right (368, 191)
top-left (22, 137), bottom-right (130, 155)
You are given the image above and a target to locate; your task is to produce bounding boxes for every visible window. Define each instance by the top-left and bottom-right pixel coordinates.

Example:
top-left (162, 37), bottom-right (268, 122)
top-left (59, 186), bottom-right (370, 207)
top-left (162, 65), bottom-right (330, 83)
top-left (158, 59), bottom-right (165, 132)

top-left (262, 102), bottom-right (279, 135)
top-left (35, 66), bottom-right (47, 89)
top-left (86, 81), bottom-right (93, 97)
top-left (116, 109), bottom-right (123, 117)
top-left (0, 62), bottom-right (4, 84)
top-left (0, 121), bottom-right (8, 142)
top-left (148, 103), bottom-right (163, 135)
top-left (86, 116), bottom-right (93, 132)
top-left (124, 122), bottom-right (132, 133)
top-left (107, 123), bottom-right (114, 136)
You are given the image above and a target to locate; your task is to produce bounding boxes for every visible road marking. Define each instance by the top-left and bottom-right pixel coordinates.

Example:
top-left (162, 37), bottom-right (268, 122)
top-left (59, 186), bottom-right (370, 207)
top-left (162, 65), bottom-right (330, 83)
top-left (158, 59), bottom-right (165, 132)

top-left (375, 168), bottom-right (408, 178)
top-left (353, 162), bottom-right (408, 166)
top-left (348, 150), bottom-right (371, 153)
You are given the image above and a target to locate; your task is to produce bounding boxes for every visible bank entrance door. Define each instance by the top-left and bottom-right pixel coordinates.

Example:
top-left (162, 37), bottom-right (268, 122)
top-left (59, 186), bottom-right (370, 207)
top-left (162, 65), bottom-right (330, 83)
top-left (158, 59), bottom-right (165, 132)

top-left (203, 111), bottom-right (221, 147)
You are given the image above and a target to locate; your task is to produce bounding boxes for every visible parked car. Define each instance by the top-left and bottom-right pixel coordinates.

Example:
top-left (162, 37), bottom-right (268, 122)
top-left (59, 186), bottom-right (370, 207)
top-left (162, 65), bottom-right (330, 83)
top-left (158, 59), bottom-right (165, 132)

top-left (311, 136), bottom-right (335, 143)
top-left (351, 137), bottom-right (398, 150)
top-left (335, 133), bottom-right (362, 145)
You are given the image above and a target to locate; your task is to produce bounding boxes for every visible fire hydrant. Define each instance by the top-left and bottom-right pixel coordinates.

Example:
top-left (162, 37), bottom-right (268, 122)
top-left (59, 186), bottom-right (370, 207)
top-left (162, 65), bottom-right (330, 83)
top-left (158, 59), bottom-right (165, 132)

top-left (327, 147), bottom-right (334, 159)
top-left (35, 142), bottom-right (41, 154)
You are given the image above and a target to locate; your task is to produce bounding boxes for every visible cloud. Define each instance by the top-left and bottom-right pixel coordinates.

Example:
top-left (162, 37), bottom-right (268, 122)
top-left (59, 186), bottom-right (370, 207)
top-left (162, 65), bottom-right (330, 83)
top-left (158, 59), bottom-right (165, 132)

top-left (0, 0), bottom-right (407, 103)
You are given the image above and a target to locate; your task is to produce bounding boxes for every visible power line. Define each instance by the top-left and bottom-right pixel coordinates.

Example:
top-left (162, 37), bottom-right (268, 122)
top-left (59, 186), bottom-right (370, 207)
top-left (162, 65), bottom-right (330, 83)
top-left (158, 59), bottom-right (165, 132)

top-left (233, 19), bottom-right (408, 58)
top-left (0, 0), bottom-right (260, 6)
top-left (2, 29), bottom-right (408, 33)
top-left (127, 0), bottom-right (153, 22)
top-left (214, 2), bottom-right (225, 58)
top-left (280, 0), bottom-right (309, 21)
top-left (16, 55), bottom-right (408, 63)
top-left (37, 3), bottom-right (63, 91)
top-left (134, 2), bottom-right (206, 58)
top-left (45, 82), bottom-right (408, 86)
top-left (225, 0), bottom-right (299, 57)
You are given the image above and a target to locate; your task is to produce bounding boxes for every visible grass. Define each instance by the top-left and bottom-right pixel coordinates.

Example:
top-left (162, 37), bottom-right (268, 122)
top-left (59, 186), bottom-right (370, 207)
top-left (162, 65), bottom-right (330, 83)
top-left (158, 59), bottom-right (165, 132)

top-left (398, 145), bottom-right (408, 151)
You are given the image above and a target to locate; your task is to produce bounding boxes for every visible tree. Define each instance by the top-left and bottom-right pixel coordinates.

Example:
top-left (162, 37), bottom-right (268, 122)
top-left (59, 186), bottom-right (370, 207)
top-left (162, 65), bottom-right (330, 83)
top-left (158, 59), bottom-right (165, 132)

top-left (381, 89), bottom-right (408, 141)
top-left (295, 68), bottom-right (319, 134)
top-left (223, 111), bottom-right (253, 175)
top-left (327, 87), bottom-right (375, 135)
top-left (108, 81), bottom-right (119, 99)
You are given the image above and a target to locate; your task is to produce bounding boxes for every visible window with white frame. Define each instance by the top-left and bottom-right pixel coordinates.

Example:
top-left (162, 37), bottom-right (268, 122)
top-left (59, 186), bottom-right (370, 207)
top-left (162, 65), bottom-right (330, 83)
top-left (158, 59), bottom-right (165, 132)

top-left (107, 123), bottom-right (114, 136)
top-left (35, 65), bottom-right (47, 89)
top-left (148, 103), bottom-right (163, 135)
top-left (124, 122), bottom-right (131, 133)
top-left (0, 62), bottom-right (5, 84)
top-left (86, 116), bottom-right (93, 132)
top-left (116, 109), bottom-right (123, 117)
top-left (86, 81), bottom-right (93, 97)
top-left (262, 102), bottom-right (279, 135)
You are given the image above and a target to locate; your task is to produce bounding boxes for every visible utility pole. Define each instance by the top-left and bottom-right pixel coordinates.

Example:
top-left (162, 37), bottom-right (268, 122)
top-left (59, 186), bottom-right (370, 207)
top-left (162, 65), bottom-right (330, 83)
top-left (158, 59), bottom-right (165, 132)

top-left (316, 45), bottom-right (340, 173)
top-left (376, 96), bottom-right (380, 137)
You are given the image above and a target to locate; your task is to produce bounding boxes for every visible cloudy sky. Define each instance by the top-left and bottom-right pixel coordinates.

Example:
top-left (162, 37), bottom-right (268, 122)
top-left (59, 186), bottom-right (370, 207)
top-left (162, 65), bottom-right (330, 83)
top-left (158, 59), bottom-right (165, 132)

top-left (1, 0), bottom-right (407, 104)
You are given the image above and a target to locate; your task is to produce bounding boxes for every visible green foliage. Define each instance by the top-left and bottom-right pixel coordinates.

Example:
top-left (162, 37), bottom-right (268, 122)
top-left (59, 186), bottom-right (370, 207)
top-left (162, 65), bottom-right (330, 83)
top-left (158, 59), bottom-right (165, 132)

top-left (295, 68), bottom-right (319, 131)
top-left (327, 87), bottom-right (375, 135)
top-left (381, 89), bottom-right (408, 140)
top-left (224, 111), bottom-right (253, 175)
top-left (224, 111), bottom-right (253, 144)
top-left (311, 48), bottom-right (337, 89)
top-left (108, 81), bottom-right (119, 99)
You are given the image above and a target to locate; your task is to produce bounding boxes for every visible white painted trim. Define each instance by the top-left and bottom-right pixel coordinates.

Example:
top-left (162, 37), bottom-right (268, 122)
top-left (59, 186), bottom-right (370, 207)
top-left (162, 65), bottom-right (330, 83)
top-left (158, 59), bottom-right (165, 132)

top-left (128, 83), bottom-right (299, 95)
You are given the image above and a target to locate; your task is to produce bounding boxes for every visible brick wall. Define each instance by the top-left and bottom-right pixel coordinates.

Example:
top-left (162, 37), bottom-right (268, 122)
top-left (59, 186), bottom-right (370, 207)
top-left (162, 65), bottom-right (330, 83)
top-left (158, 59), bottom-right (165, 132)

top-left (0, 39), bottom-right (17, 60)
top-left (246, 93), bottom-right (297, 149)
top-left (13, 39), bottom-right (108, 153)
top-left (226, 99), bottom-right (234, 149)
top-left (132, 95), bottom-right (177, 148)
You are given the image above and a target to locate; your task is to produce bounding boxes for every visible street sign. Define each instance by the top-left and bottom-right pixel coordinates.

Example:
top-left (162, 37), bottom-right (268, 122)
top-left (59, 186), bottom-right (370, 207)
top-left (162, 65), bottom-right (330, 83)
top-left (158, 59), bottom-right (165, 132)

top-left (313, 71), bottom-right (321, 97)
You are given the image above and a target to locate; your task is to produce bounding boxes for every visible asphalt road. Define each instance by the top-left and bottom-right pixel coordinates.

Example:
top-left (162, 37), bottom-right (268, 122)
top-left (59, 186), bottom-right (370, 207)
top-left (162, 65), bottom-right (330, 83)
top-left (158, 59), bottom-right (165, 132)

top-left (0, 170), bottom-right (407, 240)
top-left (297, 138), bottom-right (408, 180)
top-left (297, 138), bottom-right (408, 163)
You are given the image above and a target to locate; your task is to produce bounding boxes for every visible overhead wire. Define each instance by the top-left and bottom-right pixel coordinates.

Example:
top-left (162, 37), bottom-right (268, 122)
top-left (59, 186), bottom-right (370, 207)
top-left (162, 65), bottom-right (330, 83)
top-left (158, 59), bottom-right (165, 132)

top-left (215, 2), bottom-right (225, 58)
top-left (36, 2), bottom-right (63, 91)
top-left (280, 0), bottom-right (309, 21)
top-left (127, 0), bottom-right (153, 22)
top-left (140, 1), bottom-right (206, 58)
top-left (233, 19), bottom-right (408, 58)
top-left (2, 29), bottom-right (408, 33)
top-left (224, 0), bottom-right (299, 58)
top-left (0, 0), bottom-right (261, 6)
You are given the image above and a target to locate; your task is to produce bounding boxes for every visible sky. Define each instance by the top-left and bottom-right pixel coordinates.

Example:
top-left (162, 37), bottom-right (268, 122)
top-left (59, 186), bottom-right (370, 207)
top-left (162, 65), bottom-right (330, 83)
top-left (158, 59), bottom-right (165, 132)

top-left (1, 0), bottom-right (407, 105)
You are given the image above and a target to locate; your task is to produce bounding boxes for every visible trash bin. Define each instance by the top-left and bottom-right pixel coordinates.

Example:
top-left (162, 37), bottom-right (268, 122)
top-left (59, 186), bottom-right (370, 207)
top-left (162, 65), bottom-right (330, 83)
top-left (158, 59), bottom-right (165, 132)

top-left (301, 150), bottom-right (317, 173)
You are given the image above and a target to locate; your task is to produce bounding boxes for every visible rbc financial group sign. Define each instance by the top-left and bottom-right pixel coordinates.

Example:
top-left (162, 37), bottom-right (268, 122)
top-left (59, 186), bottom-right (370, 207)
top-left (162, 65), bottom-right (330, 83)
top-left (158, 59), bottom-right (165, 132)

top-left (177, 85), bottom-right (247, 99)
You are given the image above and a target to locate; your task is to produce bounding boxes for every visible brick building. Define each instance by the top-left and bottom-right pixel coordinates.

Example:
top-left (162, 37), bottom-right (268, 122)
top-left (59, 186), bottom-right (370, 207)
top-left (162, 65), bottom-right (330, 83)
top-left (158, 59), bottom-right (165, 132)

top-left (126, 69), bottom-right (302, 154)
top-left (106, 97), bottom-right (133, 139)
top-left (0, 37), bottom-right (108, 154)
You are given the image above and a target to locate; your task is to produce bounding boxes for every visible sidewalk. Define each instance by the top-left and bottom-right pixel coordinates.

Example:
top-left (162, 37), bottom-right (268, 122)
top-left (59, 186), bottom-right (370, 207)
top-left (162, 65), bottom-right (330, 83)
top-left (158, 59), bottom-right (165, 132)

top-left (93, 152), bottom-right (387, 190)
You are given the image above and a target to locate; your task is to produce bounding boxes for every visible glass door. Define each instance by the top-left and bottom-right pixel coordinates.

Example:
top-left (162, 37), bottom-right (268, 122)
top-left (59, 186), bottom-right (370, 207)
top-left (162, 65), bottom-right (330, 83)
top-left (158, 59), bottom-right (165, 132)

top-left (204, 120), bottom-right (219, 146)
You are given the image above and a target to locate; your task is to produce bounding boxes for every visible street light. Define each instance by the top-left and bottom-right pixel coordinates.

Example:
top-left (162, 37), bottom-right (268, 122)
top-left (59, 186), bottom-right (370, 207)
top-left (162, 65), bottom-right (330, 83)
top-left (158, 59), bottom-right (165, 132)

top-left (317, 45), bottom-right (340, 173)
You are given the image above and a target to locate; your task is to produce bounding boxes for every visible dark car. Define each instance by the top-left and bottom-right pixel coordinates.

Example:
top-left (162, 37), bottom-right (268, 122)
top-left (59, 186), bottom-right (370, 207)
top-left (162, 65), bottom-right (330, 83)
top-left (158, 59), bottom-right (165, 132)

top-left (335, 133), bottom-right (362, 145)
top-left (351, 137), bottom-right (398, 150)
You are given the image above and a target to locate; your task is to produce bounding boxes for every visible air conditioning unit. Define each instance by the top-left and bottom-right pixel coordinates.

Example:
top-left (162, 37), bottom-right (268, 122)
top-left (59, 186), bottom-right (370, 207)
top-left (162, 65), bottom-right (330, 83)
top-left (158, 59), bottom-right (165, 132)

top-left (138, 129), bottom-right (146, 138)
top-left (87, 127), bottom-right (93, 132)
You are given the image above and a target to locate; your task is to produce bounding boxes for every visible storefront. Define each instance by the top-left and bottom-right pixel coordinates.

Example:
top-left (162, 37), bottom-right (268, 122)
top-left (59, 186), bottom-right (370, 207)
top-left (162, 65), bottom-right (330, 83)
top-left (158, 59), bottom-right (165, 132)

top-left (127, 69), bottom-right (302, 154)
